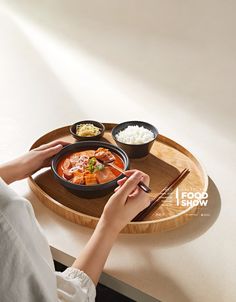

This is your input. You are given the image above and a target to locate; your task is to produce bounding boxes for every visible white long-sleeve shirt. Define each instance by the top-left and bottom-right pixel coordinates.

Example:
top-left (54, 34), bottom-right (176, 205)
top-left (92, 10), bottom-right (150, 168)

top-left (0, 178), bottom-right (96, 302)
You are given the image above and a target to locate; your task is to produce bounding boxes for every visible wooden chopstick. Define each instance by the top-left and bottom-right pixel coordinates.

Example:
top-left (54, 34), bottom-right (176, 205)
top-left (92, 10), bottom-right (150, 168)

top-left (132, 168), bottom-right (190, 221)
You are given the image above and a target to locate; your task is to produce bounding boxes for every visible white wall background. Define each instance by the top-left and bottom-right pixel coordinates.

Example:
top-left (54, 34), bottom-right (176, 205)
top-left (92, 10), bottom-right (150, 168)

top-left (1, 0), bottom-right (235, 137)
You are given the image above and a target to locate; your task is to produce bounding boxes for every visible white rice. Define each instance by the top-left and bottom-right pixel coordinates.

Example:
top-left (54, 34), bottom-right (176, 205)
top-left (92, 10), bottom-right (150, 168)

top-left (115, 125), bottom-right (154, 145)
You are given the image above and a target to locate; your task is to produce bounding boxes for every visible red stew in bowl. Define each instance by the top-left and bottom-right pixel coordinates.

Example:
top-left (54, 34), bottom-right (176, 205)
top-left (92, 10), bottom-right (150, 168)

top-left (57, 147), bottom-right (124, 185)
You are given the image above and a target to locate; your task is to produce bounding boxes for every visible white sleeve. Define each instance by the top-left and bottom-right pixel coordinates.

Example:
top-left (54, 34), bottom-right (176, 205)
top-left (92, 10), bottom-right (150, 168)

top-left (56, 267), bottom-right (96, 302)
top-left (0, 178), bottom-right (96, 302)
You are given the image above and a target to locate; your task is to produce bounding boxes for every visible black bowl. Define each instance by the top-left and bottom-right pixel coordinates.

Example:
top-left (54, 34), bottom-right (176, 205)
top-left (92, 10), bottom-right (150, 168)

top-left (111, 121), bottom-right (158, 158)
top-left (70, 120), bottom-right (105, 141)
top-left (51, 141), bottom-right (129, 198)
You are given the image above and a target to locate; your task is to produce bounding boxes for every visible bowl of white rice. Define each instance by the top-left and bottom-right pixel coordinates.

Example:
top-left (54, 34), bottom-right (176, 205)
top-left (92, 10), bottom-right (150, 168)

top-left (111, 121), bottom-right (158, 158)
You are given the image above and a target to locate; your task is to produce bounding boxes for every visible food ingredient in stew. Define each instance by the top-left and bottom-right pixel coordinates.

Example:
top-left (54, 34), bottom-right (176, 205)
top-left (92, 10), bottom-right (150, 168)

top-left (57, 148), bottom-right (124, 185)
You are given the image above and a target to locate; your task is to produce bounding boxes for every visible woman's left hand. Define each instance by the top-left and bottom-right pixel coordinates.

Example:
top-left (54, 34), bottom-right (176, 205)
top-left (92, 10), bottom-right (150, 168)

top-left (0, 140), bottom-right (69, 184)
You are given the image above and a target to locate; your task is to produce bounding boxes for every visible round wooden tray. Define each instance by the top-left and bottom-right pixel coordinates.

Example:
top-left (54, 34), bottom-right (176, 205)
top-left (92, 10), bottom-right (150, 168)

top-left (28, 123), bottom-right (208, 233)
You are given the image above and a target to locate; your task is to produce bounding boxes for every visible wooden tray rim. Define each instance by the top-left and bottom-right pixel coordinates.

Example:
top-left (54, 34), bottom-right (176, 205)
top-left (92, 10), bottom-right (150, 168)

top-left (28, 124), bottom-right (208, 225)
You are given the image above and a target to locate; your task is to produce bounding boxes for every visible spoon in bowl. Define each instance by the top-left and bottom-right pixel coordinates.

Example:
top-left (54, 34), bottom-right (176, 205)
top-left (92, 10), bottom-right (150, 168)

top-left (97, 158), bottom-right (151, 193)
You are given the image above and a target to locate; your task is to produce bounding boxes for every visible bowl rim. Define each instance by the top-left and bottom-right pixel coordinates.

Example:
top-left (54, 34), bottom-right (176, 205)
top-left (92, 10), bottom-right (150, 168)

top-left (111, 120), bottom-right (158, 146)
top-left (51, 140), bottom-right (129, 189)
top-left (70, 120), bottom-right (105, 139)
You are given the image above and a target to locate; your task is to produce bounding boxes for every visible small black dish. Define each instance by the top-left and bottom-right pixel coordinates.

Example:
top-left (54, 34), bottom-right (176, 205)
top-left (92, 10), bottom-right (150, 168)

top-left (70, 120), bottom-right (105, 141)
top-left (51, 141), bottom-right (129, 198)
top-left (112, 121), bottom-right (158, 158)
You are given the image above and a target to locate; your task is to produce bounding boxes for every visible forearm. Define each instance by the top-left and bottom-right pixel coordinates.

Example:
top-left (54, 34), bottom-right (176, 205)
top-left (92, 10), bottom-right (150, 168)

top-left (72, 217), bottom-right (119, 285)
top-left (0, 161), bottom-right (22, 184)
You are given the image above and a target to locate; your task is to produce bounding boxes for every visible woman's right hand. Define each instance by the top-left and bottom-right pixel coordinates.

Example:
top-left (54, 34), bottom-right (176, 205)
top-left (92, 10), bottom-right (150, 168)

top-left (72, 170), bottom-right (151, 285)
top-left (100, 170), bottom-right (151, 233)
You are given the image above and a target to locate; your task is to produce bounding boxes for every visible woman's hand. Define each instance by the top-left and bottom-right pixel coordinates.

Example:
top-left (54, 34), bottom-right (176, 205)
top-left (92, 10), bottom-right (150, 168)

top-left (100, 170), bottom-right (151, 233)
top-left (0, 140), bottom-right (68, 184)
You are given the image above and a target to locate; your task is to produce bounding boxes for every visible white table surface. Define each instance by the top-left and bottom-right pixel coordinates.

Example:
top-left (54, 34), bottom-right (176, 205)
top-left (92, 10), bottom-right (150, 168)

top-left (0, 2), bottom-right (235, 301)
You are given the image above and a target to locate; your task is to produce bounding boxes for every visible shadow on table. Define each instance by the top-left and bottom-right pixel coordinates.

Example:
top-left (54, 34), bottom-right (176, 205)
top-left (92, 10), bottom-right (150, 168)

top-left (107, 265), bottom-right (192, 302)
top-left (119, 176), bottom-right (221, 247)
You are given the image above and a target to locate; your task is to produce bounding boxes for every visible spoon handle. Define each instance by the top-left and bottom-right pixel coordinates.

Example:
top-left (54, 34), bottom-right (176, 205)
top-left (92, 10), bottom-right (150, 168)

top-left (137, 181), bottom-right (151, 193)
top-left (109, 163), bottom-right (151, 193)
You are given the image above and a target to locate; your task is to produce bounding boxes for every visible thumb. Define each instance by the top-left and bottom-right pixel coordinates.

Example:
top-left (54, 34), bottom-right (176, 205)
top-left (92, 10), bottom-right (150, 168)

top-left (115, 171), bottom-right (143, 201)
top-left (41, 144), bottom-right (63, 157)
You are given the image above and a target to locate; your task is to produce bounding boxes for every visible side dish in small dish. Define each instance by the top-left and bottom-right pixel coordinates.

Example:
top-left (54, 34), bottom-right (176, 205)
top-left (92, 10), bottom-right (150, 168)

top-left (76, 123), bottom-right (101, 137)
top-left (70, 120), bottom-right (105, 141)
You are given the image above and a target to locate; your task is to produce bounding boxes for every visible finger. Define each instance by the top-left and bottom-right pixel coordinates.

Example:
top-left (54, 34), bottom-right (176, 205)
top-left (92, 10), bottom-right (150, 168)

top-left (114, 184), bottom-right (130, 194)
top-left (115, 171), bottom-right (143, 200)
top-left (124, 170), bottom-right (150, 185)
top-left (123, 169), bottom-right (139, 177)
top-left (117, 177), bottom-right (127, 186)
top-left (35, 140), bottom-right (69, 151)
top-left (41, 144), bottom-right (64, 157)
top-left (140, 174), bottom-right (150, 186)
top-left (114, 176), bottom-right (128, 191)
top-left (36, 140), bottom-right (68, 151)
top-left (116, 173), bottom-right (150, 194)
top-left (114, 186), bottom-right (120, 192)
top-left (117, 171), bottom-right (146, 187)
top-left (114, 178), bottom-right (127, 192)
